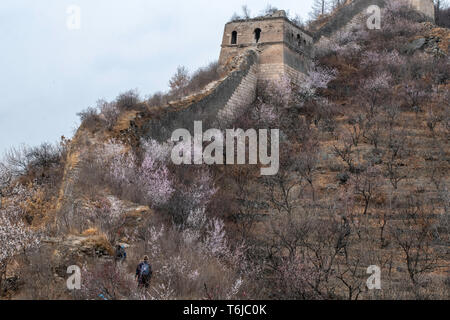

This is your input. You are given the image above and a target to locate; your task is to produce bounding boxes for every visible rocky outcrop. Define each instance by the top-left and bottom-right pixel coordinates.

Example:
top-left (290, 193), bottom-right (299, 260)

top-left (405, 23), bottom-right (450, 56)
top-left (43, 235), bottom-right (114, 258)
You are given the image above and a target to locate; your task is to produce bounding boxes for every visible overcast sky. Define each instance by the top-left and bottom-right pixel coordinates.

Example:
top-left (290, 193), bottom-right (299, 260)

top-left (0, 0), bottom-right (314, 154)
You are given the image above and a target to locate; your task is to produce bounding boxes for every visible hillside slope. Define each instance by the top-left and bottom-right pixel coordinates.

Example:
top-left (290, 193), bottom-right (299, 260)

top-left (0, 0), bottom-right (449, 300)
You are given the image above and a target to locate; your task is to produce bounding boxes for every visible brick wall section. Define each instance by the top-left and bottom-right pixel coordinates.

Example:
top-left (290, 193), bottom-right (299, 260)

top-left (143, 50), bottom-right (259, 142)
top-left (218, 62), bottom-right (258, 124)
top-left (257, 63), bottom-right (286, 82)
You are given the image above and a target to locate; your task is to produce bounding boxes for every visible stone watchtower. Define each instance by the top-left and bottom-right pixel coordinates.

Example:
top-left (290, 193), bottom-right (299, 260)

top-left (218, 10), bottom-right (313, 83)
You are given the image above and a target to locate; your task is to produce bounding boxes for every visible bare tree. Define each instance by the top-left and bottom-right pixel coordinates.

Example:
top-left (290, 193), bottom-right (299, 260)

top-left (347, 115), bottom-right (364, 147)
top-left (296, 142), bottom-right (319, 201)
top-left (169, 66), bottom-right (190, 98)
top-left (350, 166), bottom-right (383, 216)
top-left (363, 116), bottom-right (383, 149)
top-left (385, 130), bottom-right (408, 190)
top-left (0, 163), bottom-right (11, 209)
top-left (434, 0), bottom-right (450, 26)
top-left (389, 197), bottom-right (439, 291)
top-left (260, 4), bottom-right (278, 16)
top-left (402, 82), bottom-right (429, 116)
top-left (333, 135), bottom-right (355, 173)
top-left (425, 107), bottom-right (443, 135)
top-left (241, 5), bottom-right (251, 19)
top-left (309, 0), bottom-right (330, 19)
top-left (360, 73), bottom-right (391, 120)
top-left (230, 166), bottom-right (263, 240)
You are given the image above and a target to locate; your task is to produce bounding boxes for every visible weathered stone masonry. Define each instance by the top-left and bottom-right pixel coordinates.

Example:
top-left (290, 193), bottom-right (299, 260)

top-left (217, 58), bottom-right (259, 125)
top-left (143, 50), bottom-right (259, 142)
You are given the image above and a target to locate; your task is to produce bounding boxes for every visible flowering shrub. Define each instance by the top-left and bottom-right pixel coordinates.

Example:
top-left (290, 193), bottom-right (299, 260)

top-left (315, 33), bottom-right (362, 59)
top-left (0, 208), bottom-right (41, 292)
top-left (0, 216), bottom-right (40, 265)
top-left (255, 102), bottom-right (279, 125)
top-left (139, 153), bottom-right (174, 207)
top-left (263, 76), bottom-right (293, 109)
top-left (300, 64), bottom-right (337, 99)
top-left (314, 18), bottom-right (367, 59)
top-left (360, 50), bottom-right (405, 70)
top-left (78, 262), bottom-right (140, 300)
top-left (137, 208), bottom-right (249, 300)
top-left (103, 140), bottom-right (174, 208)
top-left (141, 139), bottom-right (173, 163)
top-left (272, 256), bottom-right (319, 300)
top-left (164, 167), bottom-right (217, 225)
top-left (98, 99), bottom-right (120, 130)
top-left (382, 0), bottom-right (423, 38)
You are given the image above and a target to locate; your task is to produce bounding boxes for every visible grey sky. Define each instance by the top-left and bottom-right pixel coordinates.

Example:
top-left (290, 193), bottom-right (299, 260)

top-left (0, 0), bottom-right (314, 154)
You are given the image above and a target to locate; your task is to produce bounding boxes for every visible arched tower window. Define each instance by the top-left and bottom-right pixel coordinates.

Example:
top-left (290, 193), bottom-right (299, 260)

top-left (297, 34), bottom-right (301, 46)
top-left (254, 28), bottom-right (262, 43)
top-left (231, 31), bottom-right (237, 45)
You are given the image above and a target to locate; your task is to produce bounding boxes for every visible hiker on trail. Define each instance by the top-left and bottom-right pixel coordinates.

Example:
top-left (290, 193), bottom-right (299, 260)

top-left (115, 244), bottom-right (127, 263)
top-left (135, 255), bottom-right (152, 289)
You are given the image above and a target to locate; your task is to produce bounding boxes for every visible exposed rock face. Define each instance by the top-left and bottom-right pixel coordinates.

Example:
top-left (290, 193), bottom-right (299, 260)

top-left (43, 235), bottom-right (114, 258)
top-left (405, 23), bottom-right (450, 57)
top-left (406, 37), bottom-right (427, 54)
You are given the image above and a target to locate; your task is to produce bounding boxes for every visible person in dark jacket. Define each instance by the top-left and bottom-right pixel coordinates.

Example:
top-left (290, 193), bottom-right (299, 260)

top-left (115, 244), bottom-right (127, 263)
top-left (135, 255), bottom-right (152, 288)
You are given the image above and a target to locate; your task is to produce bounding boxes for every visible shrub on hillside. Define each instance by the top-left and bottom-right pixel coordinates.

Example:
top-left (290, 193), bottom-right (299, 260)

top-left (185, 62), bottom-right (220, 93)
top-left (77, 106), bottom-right (101, 131)
top-left (116, 89), bottom-right (141, 111)
top-left (78, 139), bottom-right (174, 209)
top-left (2, 142), bottom-right (66, 185)
top-left (0, 210), bottom-right (41, 294)
top-left (382, 0), bottom-right (424, 39)
top-left (76, 262), bottom-right (141, 300)
top-left (128, 210), bottom-right (251, 300)
top-left (98, 99), bottom-right (120, 130)
top-left (162, 167), bottom-right (217, 225)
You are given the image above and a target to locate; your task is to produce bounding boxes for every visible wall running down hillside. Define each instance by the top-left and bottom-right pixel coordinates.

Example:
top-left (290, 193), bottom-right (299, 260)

top-left (217, 62), bottom-right (258, 125)
top-left (143, 50), bottom-right (259, 142)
